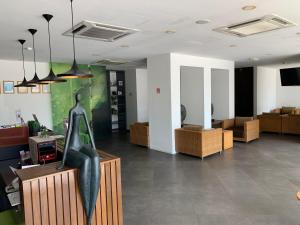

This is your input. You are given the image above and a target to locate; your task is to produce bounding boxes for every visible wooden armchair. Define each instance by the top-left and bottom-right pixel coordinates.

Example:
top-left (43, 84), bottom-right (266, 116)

top-left (175, 127), bottom-right (222, 159)
top-left (130, 122), bottom-right (149, 147)
top-left (222, 117), bottom-right (260, 143)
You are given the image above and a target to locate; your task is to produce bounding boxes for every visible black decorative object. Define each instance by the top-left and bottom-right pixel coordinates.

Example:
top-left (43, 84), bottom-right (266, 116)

top-left (58, 93), bottom-right (100, 225)
top-left (27, 29), bottom-right (42, 84)
top-left (39, 14), bottom-right (66, 84)
top-left (14, 40), bottom-right (35, 88)
top-left (57, 0), bottom-right (93, 79)
top-left (181, 104), bottom-right (187, 123)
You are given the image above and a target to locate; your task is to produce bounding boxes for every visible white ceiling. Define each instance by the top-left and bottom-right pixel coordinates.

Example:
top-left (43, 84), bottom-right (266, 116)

top-left (1, 0), bottom-right (300, 67)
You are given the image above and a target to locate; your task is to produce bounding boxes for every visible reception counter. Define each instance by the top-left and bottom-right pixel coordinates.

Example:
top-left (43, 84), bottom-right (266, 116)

top-left (16, 151), bottom-right (123, 225)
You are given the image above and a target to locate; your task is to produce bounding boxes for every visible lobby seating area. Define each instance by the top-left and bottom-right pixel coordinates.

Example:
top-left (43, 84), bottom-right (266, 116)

top-left (2, 1), bottom-right (300, 225)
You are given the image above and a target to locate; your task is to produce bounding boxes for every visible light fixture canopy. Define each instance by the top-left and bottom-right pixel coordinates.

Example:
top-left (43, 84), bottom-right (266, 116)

top-left (242, 5), bottom-right (256, 11)
top-left (15, 39), bottom-right (35, 88)
top-left (195, 19), bottom-right (211, 24)
top-left (27, 29), bottom-right (42, 84)
top-left (39, 14), bottom-right (66, 84)
top-left (57, 0), bottom-right (93, 79)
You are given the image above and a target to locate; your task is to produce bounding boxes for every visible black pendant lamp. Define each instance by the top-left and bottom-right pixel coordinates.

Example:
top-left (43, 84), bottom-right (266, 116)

top-left (14, 40), bottom-right (35, 88)
top-left (39, 14), bottom-right (66, 84)
top-left (27, 29), bottom-right (42, 84)
top-left (57, 0), bottom-right (93, 79)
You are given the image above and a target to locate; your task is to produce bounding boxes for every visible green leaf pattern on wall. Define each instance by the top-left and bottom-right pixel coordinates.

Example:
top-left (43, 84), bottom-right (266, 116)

top-left (50, 63), bottom-right (107, 139)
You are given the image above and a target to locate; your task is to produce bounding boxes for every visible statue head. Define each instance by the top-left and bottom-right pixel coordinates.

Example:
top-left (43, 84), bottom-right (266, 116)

top-left (75, 93), bottom-right (81, 103)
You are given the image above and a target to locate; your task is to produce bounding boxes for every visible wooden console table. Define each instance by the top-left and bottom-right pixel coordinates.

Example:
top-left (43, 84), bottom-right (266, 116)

top-left (0, 126), bottom-right (29, 148)
top-left (16, 151), bottom-right (123, 225)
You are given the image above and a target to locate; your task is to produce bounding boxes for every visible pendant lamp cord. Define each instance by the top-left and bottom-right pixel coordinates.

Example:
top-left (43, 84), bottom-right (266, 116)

top-left (21, 43), bottom-right (26, 78)
top-left (71, 0), bottom-right (76, 61)
top-left (32, 33), bottom-right (37, 73)
top-left (47, 20), bottom-right (53, 68)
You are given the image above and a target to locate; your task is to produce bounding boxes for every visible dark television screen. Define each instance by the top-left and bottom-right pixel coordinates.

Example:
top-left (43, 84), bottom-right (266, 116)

top-left (280, 68), bottom-right (300, 86)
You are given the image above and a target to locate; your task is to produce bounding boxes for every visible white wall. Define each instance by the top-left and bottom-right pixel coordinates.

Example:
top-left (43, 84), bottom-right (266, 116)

top-left (136, 68), bottom-right (148, 122)
top-left (180, 66), bottom-right (204, 125)
top-left (0, 59), bottom-right (52, 128)
top-left (211, 69), bottom-right (230, 120)
top-left (148, 53), bottom-right (234, 154)
top-left (125, 69), bottom-right (138, 129)
top-left (276, 63), bottom-right (300, 108)
top-left (125, 68), bottom-right (148, 129)
top-left (255, 66), bottom-right (277, 114)
top-left (253, 63), bottom-right (300, 113)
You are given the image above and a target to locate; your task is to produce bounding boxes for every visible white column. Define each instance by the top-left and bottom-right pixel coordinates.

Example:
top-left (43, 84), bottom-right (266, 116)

top-left (203, 68), bottom-right (212, 129)
top-left (148, 54), bottom-right (175, 154)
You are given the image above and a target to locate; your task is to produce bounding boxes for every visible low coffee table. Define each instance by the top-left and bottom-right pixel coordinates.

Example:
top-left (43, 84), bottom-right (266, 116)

top-left (223, 130), bottom-right (233, 150)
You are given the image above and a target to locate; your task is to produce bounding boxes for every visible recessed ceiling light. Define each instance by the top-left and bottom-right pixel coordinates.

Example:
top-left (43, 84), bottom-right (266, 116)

top-left (195, 19), bottom-right (211, 25)
top-left (165, 30), bottom-right (176, 34)
top-left (120, 44), bottom-right (129, 48)
top-left (229, 44), bottom-right (237, 47)
top-left (242, 5), bottom-right (256, 11)
top-left (24, 47), bottom-right (33, 51)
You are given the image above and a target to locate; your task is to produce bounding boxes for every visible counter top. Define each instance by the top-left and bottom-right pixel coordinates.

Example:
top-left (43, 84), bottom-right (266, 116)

top-left (16, 150), bottom-right (118, 182)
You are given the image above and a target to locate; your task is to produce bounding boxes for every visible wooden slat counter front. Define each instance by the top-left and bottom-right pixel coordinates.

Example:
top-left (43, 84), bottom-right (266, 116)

top-left (16, 151), bottom-right (123, 225)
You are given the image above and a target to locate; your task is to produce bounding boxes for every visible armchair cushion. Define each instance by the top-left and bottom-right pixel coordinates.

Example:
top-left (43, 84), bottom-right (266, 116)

top-left (233, 127), bottom-right (244, 138)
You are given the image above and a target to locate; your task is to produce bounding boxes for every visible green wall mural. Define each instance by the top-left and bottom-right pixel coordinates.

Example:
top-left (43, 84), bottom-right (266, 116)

top-left (50, 63), bottom-right (108, 140)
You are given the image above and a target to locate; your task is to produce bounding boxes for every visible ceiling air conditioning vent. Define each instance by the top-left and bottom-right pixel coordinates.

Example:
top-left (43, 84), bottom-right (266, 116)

top-left (94, 59), bottom-right (128, 66)
top-left (63, 21), bottom-right (138, 42)
top-left (213, 14), bottom-right (296, 37)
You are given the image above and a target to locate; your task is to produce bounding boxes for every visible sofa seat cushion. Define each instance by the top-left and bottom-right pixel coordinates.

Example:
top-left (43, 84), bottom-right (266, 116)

top-left (233, 127), bottom-right (244, 138)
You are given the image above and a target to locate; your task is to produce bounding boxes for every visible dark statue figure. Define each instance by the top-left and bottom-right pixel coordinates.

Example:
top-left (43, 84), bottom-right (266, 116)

top-left (58, 93), bottom-right (100, 225)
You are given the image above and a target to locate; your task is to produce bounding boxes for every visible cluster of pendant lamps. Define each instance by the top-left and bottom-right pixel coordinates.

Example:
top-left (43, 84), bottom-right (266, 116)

top-left (15, 0), bottom-right (93, 88)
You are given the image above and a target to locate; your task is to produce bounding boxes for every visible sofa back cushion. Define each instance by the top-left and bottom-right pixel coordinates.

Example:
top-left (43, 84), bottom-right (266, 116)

top-left (271, 108), bottom-right (281, 113)
top-left (293, 108), bottom-right (300, 115)
top-left (235, 117), bottom-right (253, 127)
top-left (281, 107), bottom-right (296, 115)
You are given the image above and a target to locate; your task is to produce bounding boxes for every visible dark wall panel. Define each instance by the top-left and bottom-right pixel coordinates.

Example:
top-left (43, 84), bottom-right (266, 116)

top-left (235, 67), bottom-right (254, 117)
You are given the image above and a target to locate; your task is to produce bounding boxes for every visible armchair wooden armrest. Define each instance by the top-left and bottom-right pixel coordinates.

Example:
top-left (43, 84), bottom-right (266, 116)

top-left (222, 119), bottom-right (235, 130)
top-left (244, 119), bottom-right (260, 142)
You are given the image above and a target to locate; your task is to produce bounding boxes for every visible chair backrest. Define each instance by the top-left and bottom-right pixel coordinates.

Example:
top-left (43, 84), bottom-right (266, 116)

top-left (235, 117), bottom-right (253, 127)
top-left (182, 125), bottom-right (203, 131)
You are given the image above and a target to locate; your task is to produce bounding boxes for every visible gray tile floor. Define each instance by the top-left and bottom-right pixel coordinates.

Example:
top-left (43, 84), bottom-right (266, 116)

top-left (97, 133), bottom-right (300, 225)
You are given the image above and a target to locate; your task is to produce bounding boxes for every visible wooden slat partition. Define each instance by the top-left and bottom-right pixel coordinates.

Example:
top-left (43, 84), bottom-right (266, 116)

top-left (16, 151), bottom-right (123, 225)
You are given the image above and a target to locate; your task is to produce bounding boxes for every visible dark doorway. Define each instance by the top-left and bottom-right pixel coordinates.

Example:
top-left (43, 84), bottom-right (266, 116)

top-left (235, 67), bottom-right (254, 117)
